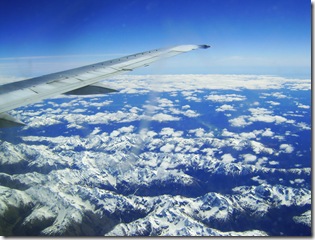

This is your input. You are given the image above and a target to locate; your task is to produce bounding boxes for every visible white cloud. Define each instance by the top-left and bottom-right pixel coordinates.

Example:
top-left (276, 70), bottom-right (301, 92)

top-left (261, 128), bottom-right (274, 137)
top-left (25, 115), bottom-right (62, 128)
top-left (157, 98), bottom-right (174, 107)
top-left (294, 179), bottom-right (305, 184)
top-left (91, 127), bottom-right (101, 135)
top-left (245, 107), bottom-right (288, 125)
top-left (229, 108), bottom-right (294, 127)
top-left (229, 116), bottom-right (250, 127)
top-left (160, 127), bottom-right (175, 136)
top-left (129, 107), bottom-right (142, 113)
top-left (240, 132), bottom-right (257, 139)
top-left (119, 125), bottom-right (135, 133)
top-left (221, 154), bottom-right (235, 163)
top-left (248, 115), bottom-right (287, 124)
top-left (280, 144), bottom-right (294, 154)
top-left (251, 176), bottom-right (267, 185)
top-left (189, 128), bottom-right (205, 138)
top-left (266, 101), bottom-right (280, 106)
top-left (295, 122), bottom-right (311, 130)
top-left (216, 104), bottom-right (235, 112)
top-left (151, 113), bottom-right (180, 122)
top-left (183, 109), bottom-right (200, 118)
top-left (287, 81), bottom-right (311, 91)
top-left (221, 129), bottom-right (234, 137)
top-left (146, 130), bottom-right (158, 138)
top-left (110, 130), bottom-right (120, 138)
top-left (105, 74), bottom-right (310, 92)
top-left (205, 94), bottom-right (246, 102)
top-left (242, 154), bottom-right (257, 163)
top-left (248, 108), bottom-right (272, 115)
top-left (185, 96), bottom-right (202, 102)
top-left (160, 143), bottom-right (175, 153)
top-left (262, 92), bottom-right (287, 99)
top-left (296, 103), bottom-right (310, 109)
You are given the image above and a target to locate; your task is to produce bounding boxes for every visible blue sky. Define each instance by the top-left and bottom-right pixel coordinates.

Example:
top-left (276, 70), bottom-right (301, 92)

top-left (0, 0), bottom-right (311, 78)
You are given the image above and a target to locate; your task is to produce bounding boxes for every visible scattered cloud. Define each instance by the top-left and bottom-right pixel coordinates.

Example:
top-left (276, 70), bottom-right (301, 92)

top-left (205, 94), bottom-right (246, 102)
top-left (242, 154), bottom-right (257, 163)
top-left (216, 104), bottom-right (236, 112)
top-left (100, 74), bottom-right (310, 92)
top-left (160, 143), bottom-right (175, 153)
top-left (229, 116), bottom-right (250, 127)
top-left (150, 113), bottom-right (180, 122)
top-left (279, 144), bottom-right (294, 154)
top-left (296, 103), bottom-right (310, 109)
top-left (221, 154), bottom-right (236, 163)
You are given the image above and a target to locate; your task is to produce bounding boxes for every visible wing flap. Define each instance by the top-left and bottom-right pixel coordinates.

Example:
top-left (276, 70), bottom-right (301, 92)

top-left (64, 83), bottom-right (117, 95)
top-left (0, 113), bottom-right (25, 128)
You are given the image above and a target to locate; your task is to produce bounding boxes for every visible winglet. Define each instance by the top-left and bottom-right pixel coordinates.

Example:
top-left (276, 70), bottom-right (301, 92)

top-left (199, 44), bottom-right (211, 49)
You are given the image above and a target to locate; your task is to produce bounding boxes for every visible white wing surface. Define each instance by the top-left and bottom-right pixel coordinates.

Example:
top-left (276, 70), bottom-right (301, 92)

top-left (0, 44), bottom-right (209, 127)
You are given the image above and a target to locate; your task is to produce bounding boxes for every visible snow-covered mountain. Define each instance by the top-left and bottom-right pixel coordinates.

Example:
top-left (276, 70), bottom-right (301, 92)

top-left (0, 138), bottom-right (311, 236)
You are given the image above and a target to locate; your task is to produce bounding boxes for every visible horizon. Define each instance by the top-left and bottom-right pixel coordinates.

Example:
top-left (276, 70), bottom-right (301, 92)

top-left (0, 0), bottom-right (311, 79)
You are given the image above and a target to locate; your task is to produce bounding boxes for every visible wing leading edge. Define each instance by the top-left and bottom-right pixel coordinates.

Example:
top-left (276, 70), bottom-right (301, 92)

top-left (0, 44), bottom-right (210, 127)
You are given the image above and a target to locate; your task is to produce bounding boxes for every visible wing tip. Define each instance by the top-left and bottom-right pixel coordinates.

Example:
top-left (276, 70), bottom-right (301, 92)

top-left (198, 44), bottom-right (211, 49)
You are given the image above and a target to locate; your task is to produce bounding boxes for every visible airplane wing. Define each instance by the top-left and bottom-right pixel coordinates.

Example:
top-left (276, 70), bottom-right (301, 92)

top-left (0, 44), bottom-right (210, 127)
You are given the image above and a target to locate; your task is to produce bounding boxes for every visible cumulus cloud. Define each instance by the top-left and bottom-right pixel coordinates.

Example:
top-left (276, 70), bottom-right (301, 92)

top-left (249, 115), bottom-right (287, 124)
top-left (105, 74), bottom-right (310, 92)
top-left (119, 125), bottom-right (135, 133)
top-left (160, 143), bottom-right (175, 153)
top-left (205, 94), bottom-right (246, 102)
top-left (229, 107), bottom-right (289, 127)
top-left (269, 161), bottom-right (279, 165)
top-left (229, 116), bottom-right (250, 127)
top-left (110, 130), bottom-right (121, 138)
top-left (183, 109), bottom-right (200, 117)
top-left (266, 101), bottom-right (280, 106)
top-left (287, 81), bottom-right (311, 91)
top-left (151, 113), bottom-right (180, 122)
top-left (262, 128), bottom-right (274, 137)
top-left (216, 104), bottom-right (235, 112)
top-left (242, 154), bottom-right (257, 163)
top-left (160, 128), bottom-right (183, 138)
top-left (146, 130), bottom-right (158, 138)
top-left (280, 144), bottom-right (294, 154)
top-left (261, 92), bottom-right (287, 99)
top-left (160, 127), bottom-right (175, 136)
top-left (129, 107), bottom-right (142, 114)
top-left (189, 128), bottom-right (205, 138)
top-left (25, 115), bottom-right (62, 129)
top-left (221, 154), bottom-right (235, 163)
top-left (157, 98), bottom-right (174, 107)
top-left (295, 122), bottom-right (311, 130)
top-left (296, 103), bottom-right (310, 109)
